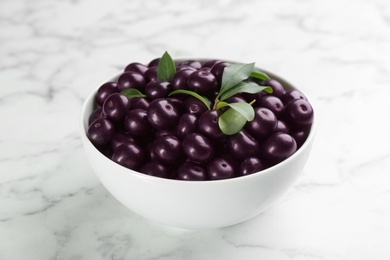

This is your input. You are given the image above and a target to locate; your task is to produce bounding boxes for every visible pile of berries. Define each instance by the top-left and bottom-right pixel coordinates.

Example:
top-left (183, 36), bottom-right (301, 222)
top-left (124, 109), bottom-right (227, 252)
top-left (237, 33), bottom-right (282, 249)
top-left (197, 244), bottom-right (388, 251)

top-left (87, 57), bottom-right (313, 181)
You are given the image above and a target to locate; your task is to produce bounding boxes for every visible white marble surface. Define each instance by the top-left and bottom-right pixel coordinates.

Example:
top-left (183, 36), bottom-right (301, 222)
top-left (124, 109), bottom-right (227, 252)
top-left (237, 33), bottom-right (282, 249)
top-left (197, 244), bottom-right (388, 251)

top-left (1, 0), bottom-right (390, 259)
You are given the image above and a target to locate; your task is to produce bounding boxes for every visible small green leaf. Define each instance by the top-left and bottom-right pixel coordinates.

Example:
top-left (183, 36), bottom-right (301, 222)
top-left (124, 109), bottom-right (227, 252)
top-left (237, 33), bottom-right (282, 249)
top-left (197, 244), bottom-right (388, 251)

top-left (250, 70), bottom-right (270, 81)
top-left (120, 88), bottom-right (146, 98)
top-left (216, 101), bottom-right (229, 110)
top-left (218, 108), bottom-right (248, 135)
top-left (225, 102), bottom-right (255, 121)
top-left (218, 102), bottom-right (255, 135)
top-left (169, 89), bottom-right (211, 110)
top-left (157, 51), bottom-right (176, 82)
top-left (219, 63), bottom-right (255, 97)
top-left (220, 82), bottom-right (273, 101)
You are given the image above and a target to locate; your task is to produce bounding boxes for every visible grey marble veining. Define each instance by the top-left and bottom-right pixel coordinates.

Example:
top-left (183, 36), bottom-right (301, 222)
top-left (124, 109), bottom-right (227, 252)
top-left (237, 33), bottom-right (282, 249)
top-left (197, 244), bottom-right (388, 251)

top-left (1, 0), bottom-right (390, 259)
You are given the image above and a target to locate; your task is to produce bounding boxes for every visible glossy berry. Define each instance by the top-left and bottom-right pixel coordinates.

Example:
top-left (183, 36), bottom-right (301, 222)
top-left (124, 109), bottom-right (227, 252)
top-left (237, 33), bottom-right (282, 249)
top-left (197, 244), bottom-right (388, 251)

top-left (148, 58), bottom-right (160, 68)
top-left (226, 129), bottom-right (260, 160)
top-left (198, 110), bottom-right (224, 140)
top-left (141, 161), bottom-right (170, 178)
top-left (258, 95), bottom-right (284, 118)
top-left (202, 59), bottom-right (223, 68)
top-left (125, 62), bottom-right (148, 75)
top-left (262, 133), bottom-right (297, 164)
top-left (145, 141), bottom-right (157, 161)
top-left (176, 162), bottom-right (207, 181)
top-left (290, 130), bottom-right (308, 148)
top-left (129, 97), bottom-right (150, 110)
top-left (275, 120), bottom-right (289, 134)
top-left (182, 133), bottom-right (214, 164)
top-left (210, 61), bottom-right (230, 87)
top-left (177, 60), bottom-right (202, 70)
top-left (285, 99), bottom-right (314, 127)
top-left (187, 69), bottom-right (217, 95)
top-left (88, 108), bottom-right (103, 126)
top-left (177, 113), bottom-right (198, 139)
top-left (117, 72), bottom-right (146, 92)
top-left (152, 135), bottom-right (182, 165)
top-left (110, 131), bottom-right (137, 150)
top-left (246, 107), bottom-right (277, 139)
top-left (96, 82), bottom-right (118, 106)
top-left (282, 89), bottom-right (307, 105)
top-left (145, 81), bottom-right (172, 100)
top-left (155, 128), bottom-right (177, 137)
top-left (184, 97), bottom-right (209, 116)
top-left (239, 157), bottom-right (264, 176)
top-left (172, 69), bottom-right (194, 90)
top-left (147, 99), bottom-right (181, 130)
top-left (124, 109), bottom-right (152, 136)
top-left (263, 79), bottom-right (285, 98)
top-left (144, 67), bottom-right (158, 83)
top-left (207, 157), bottom-right (235, 180)
top-left (166, 97), bottom-right (185, 113)
top-left (87, 118), bottom-right (115, 147)
top-left (102, 93), bottom-right (129, 122)
top-left (112, 143), bottom-right (145, 170)
top-left (175, 65), bottom-right (197, 72)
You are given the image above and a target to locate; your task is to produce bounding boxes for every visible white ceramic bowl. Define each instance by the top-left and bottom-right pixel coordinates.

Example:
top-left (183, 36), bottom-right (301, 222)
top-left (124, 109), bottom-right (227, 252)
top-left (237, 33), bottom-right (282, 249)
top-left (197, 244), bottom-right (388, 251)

top-left (80, 68), bottom-right (315, 230)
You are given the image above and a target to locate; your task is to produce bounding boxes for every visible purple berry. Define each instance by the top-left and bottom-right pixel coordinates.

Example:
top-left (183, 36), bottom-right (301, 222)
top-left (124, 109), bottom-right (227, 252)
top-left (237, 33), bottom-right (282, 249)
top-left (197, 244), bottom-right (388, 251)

top-left (147, 99), bottom-right (181, 130)
top-left (198, 110), bottom-right (224, 140)
top-left (263, 79), bottom-right (285, 98)
top-left (141, 161), bottom-right (170, 178)
top-left (125, 62), bottom-right (148, 75)
top-left (226, 129), bottom-right (260, 160)
top-left (172, 69), bottom-right (194, 90)
top-left (102, 93), bottom-right (129, 122)
top-left (87, 118), bottom-right (115, 147)
top-left (96, 82), bottom-right (118, 106)
top-left (117, 72), bottom-right (146, 92)
top-left (239, 157), bottom-right (264, 176)
top-left (177, 113), bottom-right (198, 139)
top-left (124, 109), bottom-right (153, 136)
top-left (257, 95), bottom-right (284, 118)
top-left (152, 135), bottom-right (182, 165)
top-left (185, 97), bottom-right (209, 116)
top-left (187, 69), bottom-right (217, 96)
top-left (262, 133), bottom-right (297, 165)
top-left (176, 162), bottom-right (207, 181)
top-left (112, 143), bottom-right (145, 170)
top-left (282, 89), bottom-right (307, 105)
top-left (207, 156), bottom-right (236, 180)
top-left (145, 81), bottom-right (172, 100)
top-left (285, 99), bottom-right (314, 128)
top-left (110, 131), bottom-right (137, 150)
top-left (182, 133), bottom-right (214, 164)
top-left (246, 107), bottom-right (277, 139)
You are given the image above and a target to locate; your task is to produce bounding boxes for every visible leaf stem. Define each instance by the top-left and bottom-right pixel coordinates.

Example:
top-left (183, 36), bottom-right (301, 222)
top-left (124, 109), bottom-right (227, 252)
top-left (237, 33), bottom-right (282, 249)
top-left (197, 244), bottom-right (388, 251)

top-left (213, 98), bottom-right (220, 110)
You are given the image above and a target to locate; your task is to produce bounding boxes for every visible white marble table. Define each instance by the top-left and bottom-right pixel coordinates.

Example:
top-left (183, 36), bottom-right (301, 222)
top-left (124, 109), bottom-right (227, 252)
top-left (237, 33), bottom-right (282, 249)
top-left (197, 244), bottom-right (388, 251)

top-left (1, 0), bottom-right (390, 259)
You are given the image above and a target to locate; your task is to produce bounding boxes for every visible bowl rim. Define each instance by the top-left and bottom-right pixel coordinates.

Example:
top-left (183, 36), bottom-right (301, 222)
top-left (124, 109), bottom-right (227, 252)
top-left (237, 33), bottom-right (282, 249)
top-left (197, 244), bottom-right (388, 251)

top-left (80, 65), bottom-right (316, 186)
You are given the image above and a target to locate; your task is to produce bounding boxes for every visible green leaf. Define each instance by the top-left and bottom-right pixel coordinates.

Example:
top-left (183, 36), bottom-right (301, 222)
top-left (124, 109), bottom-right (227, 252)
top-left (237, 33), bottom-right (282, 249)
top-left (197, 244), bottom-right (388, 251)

top-left (218, 102), bottom-right (255, 135)
top-left (250, 70), bottom-right (270, 81)
top-left (169, 89), bottom-right (211, 110)
top-left (218, 108), bottom-right (248, 135)
top-left (219, 63), bottom-right (255, 97)
top-left (215, 101), bottom-right (229, 110)
top-left (157, 51), bottom-right (176, 82)
top-left (219, 81), bottom-right (273, 101)
top-left (120, 88), bottom-right (146, 98)
top-left (225, 102), bottom-right (255, 121)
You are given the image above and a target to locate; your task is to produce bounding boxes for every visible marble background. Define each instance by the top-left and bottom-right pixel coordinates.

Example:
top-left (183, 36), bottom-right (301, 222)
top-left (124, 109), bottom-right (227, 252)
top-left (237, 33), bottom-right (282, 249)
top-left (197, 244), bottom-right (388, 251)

top-left (1, 0), bottom-right (390, 259)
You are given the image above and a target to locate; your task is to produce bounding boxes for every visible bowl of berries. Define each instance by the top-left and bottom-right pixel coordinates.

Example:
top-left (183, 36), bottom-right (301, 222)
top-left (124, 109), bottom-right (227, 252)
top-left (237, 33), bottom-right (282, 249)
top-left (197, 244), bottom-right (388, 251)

top-left (80, 51), bottom-right (315, 229)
